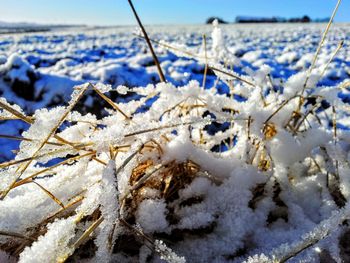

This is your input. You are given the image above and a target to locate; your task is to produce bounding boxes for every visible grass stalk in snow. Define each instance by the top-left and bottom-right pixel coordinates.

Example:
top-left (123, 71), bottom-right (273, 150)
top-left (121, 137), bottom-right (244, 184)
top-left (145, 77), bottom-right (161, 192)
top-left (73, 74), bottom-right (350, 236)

top-left (32, 181), bottom-right (65, 208)
top-left (12, 152), bottom-right (94, 188)
top-left (134, 32), bottom-right (256, 87)
top-left (0, 100), bottom-right (33, 124)
top-left (0, 231), bottom-right (35, 242)
top-left (90, 83), bottom-right (131, 120)
top-left (134, 32), bottom-right (212, 60)
top-left (127, 0), bottom-right (166, 82)
top-left (72, 216), bottom-right (104, 249)
top-left (124, 119), bottom-right (211, 138)
top-left (44, 196), bottom-right (84, 224)
top-left (0, 146), bottom-right (78, 169)
top-left (300, 0), bottom-right (342, 102)
top-left (0, 134), bottom-right (65, 146)
top-left (1, 85), bottom-right (89, 200)
top-left (320, 39), bottom-right (344, 79)
top-left (202, 34), bottom-right (208, 89)
top-left (209, 65), bottom-right (256, 87)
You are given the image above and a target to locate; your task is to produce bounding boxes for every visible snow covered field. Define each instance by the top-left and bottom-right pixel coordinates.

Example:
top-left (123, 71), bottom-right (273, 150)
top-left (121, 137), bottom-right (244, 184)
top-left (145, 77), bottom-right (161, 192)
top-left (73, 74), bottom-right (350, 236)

top-left (1, 23), bottom-right (349, 162)
top-left (1, 23), bottom-right (350, 262)
top-left (0, 23), bottom-right (349, 160)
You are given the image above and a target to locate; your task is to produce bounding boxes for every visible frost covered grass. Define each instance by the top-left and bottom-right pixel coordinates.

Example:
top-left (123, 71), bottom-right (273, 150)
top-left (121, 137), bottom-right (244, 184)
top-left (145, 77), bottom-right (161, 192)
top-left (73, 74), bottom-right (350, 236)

top-left (1, 3), bottom-right (350, 262)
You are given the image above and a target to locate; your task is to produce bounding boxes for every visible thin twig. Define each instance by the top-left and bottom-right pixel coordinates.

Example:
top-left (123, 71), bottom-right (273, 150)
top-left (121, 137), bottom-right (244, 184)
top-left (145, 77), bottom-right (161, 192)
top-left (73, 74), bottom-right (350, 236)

top-left (300, 0), bottom-right (342, 104)
top-left (44, 196), bottom-right (84, 224)
top-left (12, 152), bottom-right (94, 188)
top-left (0, 146), bottom-right (76, 169)
top-left (91, 83), bottom-right (131, 120)
top-left (32, 181), bottom-right (65, 208)
top-left (0, 101), bottom-right (33, 124)
top-left (0, 134), bottom-right (64, 146)
top-left (133, 33), bottom-right (209, 60)
top-left (0, 230), bottom-right (36, 241)
top-left (202, 34), bottom-right (208, 89)
top-left (320, 39), bottom-right (344, 79)
top-left (73, 216), bottom-right (104, 249)
top-left (124, 119), bottom-right (211, 138)
top-left (210, 66), bottom-right (256, 87)
top-left (1, 84), bottom-right (89, 200)
top-left (264, 95), bottom-right (300, 124)
top-left (121, 163), bottom-right (163, 201)
top-left (127, 0), bottom-right (166, 82)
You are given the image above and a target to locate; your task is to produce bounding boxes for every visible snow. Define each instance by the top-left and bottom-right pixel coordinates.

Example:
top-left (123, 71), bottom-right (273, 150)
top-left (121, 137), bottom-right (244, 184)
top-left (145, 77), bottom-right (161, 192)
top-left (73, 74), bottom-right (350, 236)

top-left (154, 240), bottom-right (186, 263)
top-left (94, 160), bottom-right (120, 262)
top-left (277, 51), bottom-right (299, 64)
top-left (19, 217), bottom-right (76, 263)
top-left (0, 53), bottom-right (35, 83)
top-left (136, 199), bottom-right (169, 233)
top-left (0, 21), bottom-right (350, 263)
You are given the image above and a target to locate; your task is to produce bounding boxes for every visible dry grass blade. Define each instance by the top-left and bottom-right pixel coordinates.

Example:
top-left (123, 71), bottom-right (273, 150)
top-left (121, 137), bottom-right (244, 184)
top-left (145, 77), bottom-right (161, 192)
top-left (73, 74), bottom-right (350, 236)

top-left (0, 100), bottom-right (34, 124)
top-left (110, 144), bottom-right (131, 160)
top-left (121, 163), bottom-right (163, 202)
top-left (51, 134), bottom-right (106, 166)
top-left (36, 84), bottom-right (89, 151)
top-left (127, 0), bottom-right (166, 82)
top-left (52, 135), bottom-right (98, 160)
top-left (278, 241), bottom-right (319, 263)
top-left (73, 216), bottom-right (104, 249)
top-left (124, 119), bottom-right (211, 138)
top-left (264, 95), bottom-right (300, 124)
top-left (33, 181), bottom-right (65, 208)
top-left (210, 66), bottom-right (256, 87)
top-left (332, 105), bottom-right (337, 144)
top-left (301, 0), bottom-right (342, 95)
top-left (12, 152), bottom-right (94, 188)
top-left (1, 84), bottom-right (89, 199)
top-left (293, 101), bottom-right (321, 132)
top-left (0, 230), bottom-right (36, 241)
top-left (134, 33), bottom-right (211, 60)
top-left (91, 156), bottom-right (107, 166)
top-left (91, 83), bottom-right (131, 120)
top-left (115, 145), bottom-right (143, 175)
top-left (119, 218), bottom-right (154, 244)
top-left (0, 156), bottom-right (39, 170)
top-left (276, 217), bottom-right (344, 263)
top-left (44, 196), bottom-right (84, 224)
top-left (159, 98), bottom-right (187, 119)
top-left (320, 39), bottom-right (344, 79)
top-left (0, 146), bottom-right (76, 169)
top-left (0, 134), bottom-right (64, 146)
top-left (202, 34), bottom-right (208, 89)
top-left (247, 116), bottom-right (252, 140)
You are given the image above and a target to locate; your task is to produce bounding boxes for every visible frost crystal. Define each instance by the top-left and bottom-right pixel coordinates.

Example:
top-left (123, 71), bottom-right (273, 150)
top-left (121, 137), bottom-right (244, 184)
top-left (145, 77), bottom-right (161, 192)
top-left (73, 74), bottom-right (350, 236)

top-left (19, 217), bottom-right (76, 263)
top-left (154, 240), bottom-right (186, 263)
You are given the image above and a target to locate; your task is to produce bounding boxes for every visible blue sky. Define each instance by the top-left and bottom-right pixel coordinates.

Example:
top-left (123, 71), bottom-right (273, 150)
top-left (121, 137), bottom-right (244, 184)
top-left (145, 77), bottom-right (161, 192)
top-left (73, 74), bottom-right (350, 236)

top-left (0, 0), bottom-right (348, 25)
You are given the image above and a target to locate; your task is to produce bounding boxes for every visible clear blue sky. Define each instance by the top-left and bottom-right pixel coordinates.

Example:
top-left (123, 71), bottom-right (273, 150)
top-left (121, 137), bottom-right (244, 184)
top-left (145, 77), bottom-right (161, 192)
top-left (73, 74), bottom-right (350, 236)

top-left (0, 0), bottom-right (349, 25)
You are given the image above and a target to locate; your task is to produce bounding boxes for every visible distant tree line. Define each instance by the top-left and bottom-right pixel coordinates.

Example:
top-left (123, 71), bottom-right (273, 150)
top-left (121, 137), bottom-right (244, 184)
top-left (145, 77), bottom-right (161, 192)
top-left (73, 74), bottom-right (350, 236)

top-left (206, 16), bottom-right (330, 24)
top-left (206, 17), bottom-right (229, 24)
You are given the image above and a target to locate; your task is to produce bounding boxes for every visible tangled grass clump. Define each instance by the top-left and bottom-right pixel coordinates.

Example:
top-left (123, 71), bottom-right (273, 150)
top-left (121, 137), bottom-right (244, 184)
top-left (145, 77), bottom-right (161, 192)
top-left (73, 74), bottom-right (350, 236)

top-left (0, 68), bottom-right (349, 262)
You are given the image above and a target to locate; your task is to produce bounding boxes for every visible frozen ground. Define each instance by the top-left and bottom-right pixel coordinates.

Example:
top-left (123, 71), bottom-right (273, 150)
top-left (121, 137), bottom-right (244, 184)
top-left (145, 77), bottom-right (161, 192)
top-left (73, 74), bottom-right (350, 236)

top-left (0, 23), bottom-right (349, 162)
top-left (0, 23), bottom-right (350, 263)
